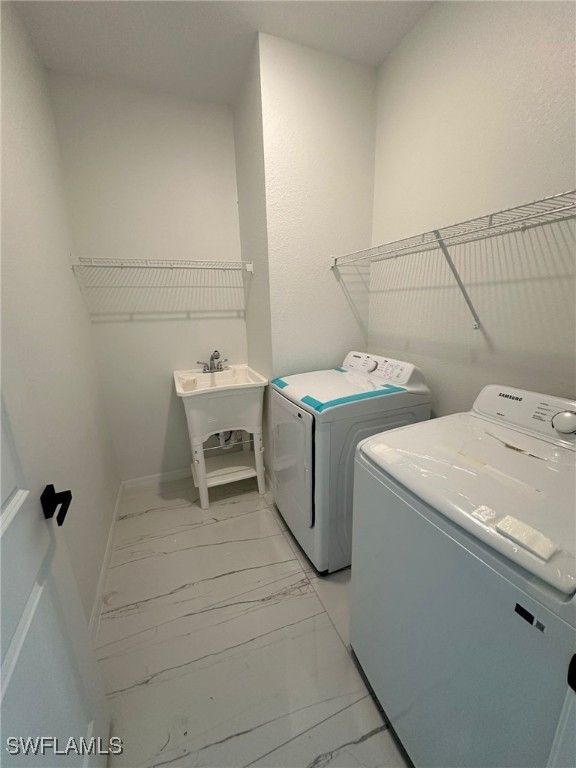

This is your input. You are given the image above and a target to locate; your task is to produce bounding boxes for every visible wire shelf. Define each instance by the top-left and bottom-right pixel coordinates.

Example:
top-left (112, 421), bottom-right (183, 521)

top-left (332, 190), bottom-right (576, 268)
top-left (72, 257), bottom-right (251, 319)
top-left (74, 256), bottom-right (252, 275)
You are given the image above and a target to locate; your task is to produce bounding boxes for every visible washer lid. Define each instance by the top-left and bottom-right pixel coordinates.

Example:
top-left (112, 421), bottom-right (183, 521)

top-left (271, 369), bottom-right (407, 418)
top-left (360, 413), bottom-right (576, 595)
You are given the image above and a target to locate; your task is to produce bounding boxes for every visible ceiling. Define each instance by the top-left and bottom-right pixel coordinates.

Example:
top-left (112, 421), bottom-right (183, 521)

top-left (16, 1), bottom-right (432, 105)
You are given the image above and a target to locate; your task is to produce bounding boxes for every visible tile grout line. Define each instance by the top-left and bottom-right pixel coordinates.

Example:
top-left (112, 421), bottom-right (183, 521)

top-left (264, 498), bottom-right (352, 655)
top-left (307, 579), bottom-right (351, 656)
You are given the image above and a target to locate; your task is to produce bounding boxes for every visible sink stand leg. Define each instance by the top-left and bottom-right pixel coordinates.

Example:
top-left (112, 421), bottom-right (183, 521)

top-left (192, 440), bottom-right (209, 509)
top-left (253, 431), bottom-right (265, 496)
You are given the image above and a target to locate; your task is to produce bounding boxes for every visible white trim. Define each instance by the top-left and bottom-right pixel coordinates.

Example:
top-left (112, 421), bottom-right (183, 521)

top-left (1, 581), bottom-right (44, 699)
top-left (121, 467), bottom-right (191, 496)
top-left (0, 489), bottom-right (30, 535)
top-left (88, 482), bottom-right (123, 643)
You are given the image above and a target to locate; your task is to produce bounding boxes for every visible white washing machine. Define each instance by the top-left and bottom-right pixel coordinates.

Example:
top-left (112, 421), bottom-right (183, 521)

top-left (270, 351), bottom-right (431, 573)
top-left (350, 385), bottom-right (576, 768)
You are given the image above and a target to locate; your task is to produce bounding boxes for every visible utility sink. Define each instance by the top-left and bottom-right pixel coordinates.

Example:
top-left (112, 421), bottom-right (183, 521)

top-left (174, 364), bottom-right (267, 395)
top-left (174, 364), bottom-right (268, 509)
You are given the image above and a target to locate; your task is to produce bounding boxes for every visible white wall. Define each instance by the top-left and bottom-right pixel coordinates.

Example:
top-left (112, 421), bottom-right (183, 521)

top-left (233, 45), bottom-right (273, 379)
top-left (49, 74), bottom-right (247, 479)
top-left (369, 1), bottom-right (576, 415)
top-left (258, 34), bottom-right (376, 376)
top-left (1, 6), bottom-right (120, 619)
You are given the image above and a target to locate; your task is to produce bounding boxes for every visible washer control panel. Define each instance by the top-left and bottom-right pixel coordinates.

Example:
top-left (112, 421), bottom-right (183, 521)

top-left (342, 351), bottom-right (417, 385)
top-left (473, 385), bottom-right (576, 446)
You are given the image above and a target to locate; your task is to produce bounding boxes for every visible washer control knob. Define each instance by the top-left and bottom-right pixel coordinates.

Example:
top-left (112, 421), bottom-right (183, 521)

top-left (366, 360), bottom-right (378, 373)
top-left (551, 411), bottom-right (576, 434)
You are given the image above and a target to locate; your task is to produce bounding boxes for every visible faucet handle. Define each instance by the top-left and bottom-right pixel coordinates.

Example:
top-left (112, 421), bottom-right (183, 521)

top-left (196, 360), bottom-right (209, 372)
top-left (216, 358), bottom-right (228, 371)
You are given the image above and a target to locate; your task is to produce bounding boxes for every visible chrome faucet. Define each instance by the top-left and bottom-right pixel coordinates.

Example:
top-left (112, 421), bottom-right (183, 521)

top-left (196, 350), bottom-right (228, 373)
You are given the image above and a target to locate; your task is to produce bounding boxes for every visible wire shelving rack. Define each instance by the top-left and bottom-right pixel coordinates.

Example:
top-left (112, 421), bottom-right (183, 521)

top-left (331, 190), bottom-right (576, 329)
top-left (73, 257), bottom-right (253, 279)
top-left (72, 257), bottom-right (253, 320)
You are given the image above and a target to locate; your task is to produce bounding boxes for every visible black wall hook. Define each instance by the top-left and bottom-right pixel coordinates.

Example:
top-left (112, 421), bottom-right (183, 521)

top-left (41, 484), bottom-right (72, 527)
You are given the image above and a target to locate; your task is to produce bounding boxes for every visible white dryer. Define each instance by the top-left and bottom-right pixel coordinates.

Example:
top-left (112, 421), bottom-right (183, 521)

top-left (270, 351), bottom-right (431, 573)
top-left (350, 385), bottom-right (576, 768)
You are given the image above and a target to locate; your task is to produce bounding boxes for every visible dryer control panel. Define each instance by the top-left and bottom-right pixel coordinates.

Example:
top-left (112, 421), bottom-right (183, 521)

top-left (342, 351), bottom-right (422, 386)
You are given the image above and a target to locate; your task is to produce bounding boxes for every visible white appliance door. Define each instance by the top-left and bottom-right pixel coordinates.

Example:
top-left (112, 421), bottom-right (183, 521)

top-left (351, 457), bottom-right (575, 768)
top-left (1, 399), bottom-right (110, 767)
top-left (271, 391), bottom-right (314, 529)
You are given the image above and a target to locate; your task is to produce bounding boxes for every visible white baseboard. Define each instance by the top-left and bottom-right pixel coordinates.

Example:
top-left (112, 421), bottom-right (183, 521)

top-left (88, 481), bottom-right (124, 644)
top-left (122, 467), bottom-right (191, 496)
top-left (87, 468), bottom-right (193, 644)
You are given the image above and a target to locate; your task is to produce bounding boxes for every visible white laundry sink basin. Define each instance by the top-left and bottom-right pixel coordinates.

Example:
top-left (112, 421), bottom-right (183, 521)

top-left (174, 365), bottom-right (267, 395)
top-left (174, 364), bottom-right (267, 444)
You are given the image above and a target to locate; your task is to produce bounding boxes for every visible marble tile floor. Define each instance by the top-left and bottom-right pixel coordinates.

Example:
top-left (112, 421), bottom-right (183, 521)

top-left (95, 477), bottom-right (406, 768)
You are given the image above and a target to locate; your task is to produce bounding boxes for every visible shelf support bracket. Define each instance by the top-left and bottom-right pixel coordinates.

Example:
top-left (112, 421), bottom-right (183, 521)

top-left (434, 230), bottom-right (481, 330)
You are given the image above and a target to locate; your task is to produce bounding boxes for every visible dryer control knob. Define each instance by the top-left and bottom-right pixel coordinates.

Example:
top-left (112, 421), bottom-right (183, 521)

top-left (551, 411), bottom-right (576, 434)
top-left (366, 360), bottom-right (378, 373)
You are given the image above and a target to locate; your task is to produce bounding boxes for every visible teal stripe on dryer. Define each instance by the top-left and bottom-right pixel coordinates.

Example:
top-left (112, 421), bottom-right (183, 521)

top-left (301, 395), bottom-right (324, 410)
top-left (301, 385), bottom-right (405, 413)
